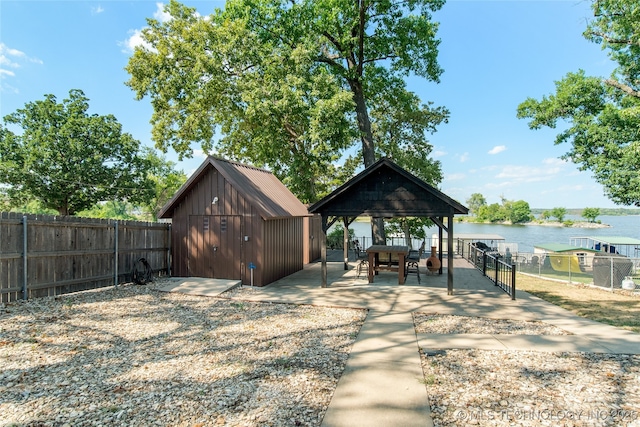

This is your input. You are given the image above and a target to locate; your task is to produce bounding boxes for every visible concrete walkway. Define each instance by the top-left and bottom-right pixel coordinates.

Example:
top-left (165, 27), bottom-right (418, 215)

top-left (160, 253), bottom-right (640, 427)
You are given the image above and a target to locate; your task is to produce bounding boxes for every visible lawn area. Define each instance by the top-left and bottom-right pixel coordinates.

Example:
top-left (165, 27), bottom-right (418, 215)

top-left (517, 273), bottom-right (640, 333)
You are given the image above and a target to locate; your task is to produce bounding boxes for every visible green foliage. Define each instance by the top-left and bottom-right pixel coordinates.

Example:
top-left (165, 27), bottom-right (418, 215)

top-left (582, 207), bottom-right (601, 222)
top-left (76, 201), bottom-right (138, 220)
top-left (551, 207), bottom-right (567, 222)
top-left (476, 203), bottom-right (506, 223)
top-left (517, 0), bottom-right (640, 206)
top-left (141, 148), bottom-right (187, 221)
top-left (506, 200), bottom-right (533, 224)
top-left (3, 198), bottom-right (57, 215)
top-left (326, 224), bottom-right (355, 250)
top-left (0, 90), bottom-right (154, 215)
top-left (466, 193), bottom-right (487, 215)
top-left (471, 195), bottom-right (531, 224)
top-left (385, 217), bottom-right (432, 248)
top-left (125, 0), bottom-right (447, 204)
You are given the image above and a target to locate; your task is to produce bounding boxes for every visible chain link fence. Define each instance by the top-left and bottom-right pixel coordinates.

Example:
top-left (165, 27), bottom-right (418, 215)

top-left (510, 251), bottom-right (639, 291)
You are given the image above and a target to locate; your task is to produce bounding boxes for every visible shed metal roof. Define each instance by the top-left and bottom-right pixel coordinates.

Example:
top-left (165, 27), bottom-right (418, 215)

top-left (158, 156), bottom-right (309, 219)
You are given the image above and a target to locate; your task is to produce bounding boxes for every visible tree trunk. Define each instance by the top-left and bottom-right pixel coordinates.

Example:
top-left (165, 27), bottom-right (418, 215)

top-left (403, 220), bottom-right (412, 249)
top-left (349, 78), bottom-right (385, 244)
top-left (349, 79), bottom-right (376, 167)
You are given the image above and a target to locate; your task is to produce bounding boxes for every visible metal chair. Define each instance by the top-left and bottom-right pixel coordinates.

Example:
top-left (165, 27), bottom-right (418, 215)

top-left (353, 241), bottom-right (369, 278)
top-left (405, 242), bottom-right (425, 284)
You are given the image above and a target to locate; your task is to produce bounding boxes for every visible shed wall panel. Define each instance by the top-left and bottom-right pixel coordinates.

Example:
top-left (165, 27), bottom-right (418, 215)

top-left (166, 163), bottom-right (306, 286)
top-left (262, 218), bottom-right (303, 285)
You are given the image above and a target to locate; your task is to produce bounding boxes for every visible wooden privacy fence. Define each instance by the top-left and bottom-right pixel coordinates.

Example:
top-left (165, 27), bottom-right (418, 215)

top-left (0, 212), bottom-right (171, 303)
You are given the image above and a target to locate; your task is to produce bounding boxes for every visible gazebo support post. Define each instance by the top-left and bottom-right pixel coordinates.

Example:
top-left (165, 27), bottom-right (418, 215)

top-left (438, 218), bottom-right (444, 275)
top-left (321, 216), bottom-right (328, 288)
top-left (447, 213), bottom-right (454, 295)
top-left (343, 217), bottom-right (349, 270)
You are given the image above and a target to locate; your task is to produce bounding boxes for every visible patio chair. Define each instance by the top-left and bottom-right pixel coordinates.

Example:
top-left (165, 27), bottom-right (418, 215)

top-left (353, 240), bottom-right (369, 278)
top-left (405, 242), bottom-right (424, 284)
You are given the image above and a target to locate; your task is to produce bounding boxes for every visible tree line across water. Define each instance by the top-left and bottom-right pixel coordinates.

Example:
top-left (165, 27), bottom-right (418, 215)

top-left (462, 193), bottom-right (633, 225)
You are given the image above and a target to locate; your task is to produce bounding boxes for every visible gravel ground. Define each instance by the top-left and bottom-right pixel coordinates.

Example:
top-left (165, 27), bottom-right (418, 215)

top-left (0, 281), bottom-right (366, 427)
top-left (413, 314), bottom-right (572, 336)
top-left (416, 314), bottom-right (640, 427)
top-left (2, 284), bottom-right (639, 427)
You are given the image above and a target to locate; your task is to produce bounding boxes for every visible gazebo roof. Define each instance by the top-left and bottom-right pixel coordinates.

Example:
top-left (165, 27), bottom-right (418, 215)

top-left (308, 158), bottom-right (468, 218)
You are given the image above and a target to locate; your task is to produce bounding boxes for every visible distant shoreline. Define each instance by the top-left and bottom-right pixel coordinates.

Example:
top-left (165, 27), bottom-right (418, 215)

top-left (459, 219), bottom-right (611, 229)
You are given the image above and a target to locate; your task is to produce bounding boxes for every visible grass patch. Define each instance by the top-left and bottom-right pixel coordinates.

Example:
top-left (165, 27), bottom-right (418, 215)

top-left (517, 273), bottom-right (640, 333)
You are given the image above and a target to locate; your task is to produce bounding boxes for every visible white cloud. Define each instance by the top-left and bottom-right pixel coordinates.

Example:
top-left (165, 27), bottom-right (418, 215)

top-left (0, 43), bottom-right (42, 92)
top-left (495, 165), bottom-right (562, 182)
top-left (488, 145), bottom-right (507, 155)
top-left (122, 2), bottom-right (198, 54)
top-left (122, 29), bottom-right (151, 53)
top-left (91, 5), bottom-right (105, 15)
top-left (542, 157), bottom-right (566, 166)
top-left (192, 149), bottom-right (211, 159)
top-left (458, 152), bottom-right (469, 163)
top-left (445, 173), bottom-right (466, 181)
top-left (154, 2), bottom-right (173, 22)
top-left (432, 150), bottom-right (447, 158)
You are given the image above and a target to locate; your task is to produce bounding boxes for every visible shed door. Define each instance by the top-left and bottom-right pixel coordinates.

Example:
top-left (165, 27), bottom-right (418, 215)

top-left (189, 215), bottom-right (242, 279)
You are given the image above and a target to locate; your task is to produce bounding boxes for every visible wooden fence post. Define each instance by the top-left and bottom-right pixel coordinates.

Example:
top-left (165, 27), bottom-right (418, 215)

top-left (22, 215), bottom-right (28, 300)
top-left (114, 220), bottom-right (119, 287)
top-left (167, 224), bottom-right (172, 277)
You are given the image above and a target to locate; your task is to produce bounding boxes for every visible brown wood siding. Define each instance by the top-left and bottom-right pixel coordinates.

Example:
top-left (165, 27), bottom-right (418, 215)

top-left (262, 217), bottom-right (303, 285)
top-left (169, 166), bottom-right (265, 282)
top-left (166, 164), bottom-right (306, 286)
top-left (242, 209), bottom-right (263, 286)
top-left (303, 215), bottom-right (322, 264)
top-left (188, 215), bottom-right (242, 279)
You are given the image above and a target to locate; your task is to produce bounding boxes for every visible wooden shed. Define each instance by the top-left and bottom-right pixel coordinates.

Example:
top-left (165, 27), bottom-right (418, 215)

top-left (158, 157), bottom-right (314, 286)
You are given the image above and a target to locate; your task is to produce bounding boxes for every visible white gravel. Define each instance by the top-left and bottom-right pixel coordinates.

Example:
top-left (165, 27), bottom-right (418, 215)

top-left (416, 314), bottom-right (640, 427)
top-left (2, 284), bottom-right (639, 427)
top-left (414, 313), bottom-right (571, 336)
top-left (0, 280), bottom-right (366, 427)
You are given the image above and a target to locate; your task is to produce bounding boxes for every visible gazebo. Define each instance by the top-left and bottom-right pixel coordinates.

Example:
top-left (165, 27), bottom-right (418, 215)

top-left (308, 158), bottom-right (468, 294)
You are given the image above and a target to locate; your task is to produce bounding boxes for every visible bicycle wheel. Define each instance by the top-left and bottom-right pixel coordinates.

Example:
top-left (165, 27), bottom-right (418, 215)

top-left (131, 257), bottom-right (153, 285)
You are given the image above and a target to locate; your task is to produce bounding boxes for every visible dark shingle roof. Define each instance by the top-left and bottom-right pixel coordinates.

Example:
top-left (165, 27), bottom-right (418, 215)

top-left (308, 158), bottom-right (468, 217)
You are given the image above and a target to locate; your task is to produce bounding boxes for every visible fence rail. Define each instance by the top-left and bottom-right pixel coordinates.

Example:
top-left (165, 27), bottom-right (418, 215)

top-left (461, 240), bottom-right (516, 299)
top-left (1, 212), bottom-right (171, 303)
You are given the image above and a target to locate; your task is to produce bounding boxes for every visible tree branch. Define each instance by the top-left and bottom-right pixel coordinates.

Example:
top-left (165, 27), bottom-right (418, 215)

top-left (587, 30), bottom-right (635, 46)
top-left (316, 54), bottom-right (346, 73)
top-left (362, 54), bottom-right (398, 64)
top-left (604, 78), bottom-right (640, 99)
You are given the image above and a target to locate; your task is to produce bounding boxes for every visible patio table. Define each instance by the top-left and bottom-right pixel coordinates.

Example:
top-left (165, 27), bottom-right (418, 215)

top-left (366, 245), bottom-right (410, 284)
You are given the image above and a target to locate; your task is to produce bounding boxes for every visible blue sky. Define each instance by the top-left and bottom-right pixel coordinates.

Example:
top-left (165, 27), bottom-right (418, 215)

top-left (0, 0), bottom-right (620, 209)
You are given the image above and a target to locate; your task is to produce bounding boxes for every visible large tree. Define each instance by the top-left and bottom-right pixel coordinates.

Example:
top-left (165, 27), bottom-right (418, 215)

top-left (141, 148), bottom-right (187, 221)
top-left (517, 0), bottom-right (640, 206)
top-left (0, 90), bottom-right (154, 215)
top-left (126, 0), bottom-right (447, 240)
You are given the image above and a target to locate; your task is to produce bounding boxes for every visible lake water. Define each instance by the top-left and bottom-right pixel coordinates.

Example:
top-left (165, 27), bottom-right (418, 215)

top-left (344, 215), bottom-right (640, 254)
